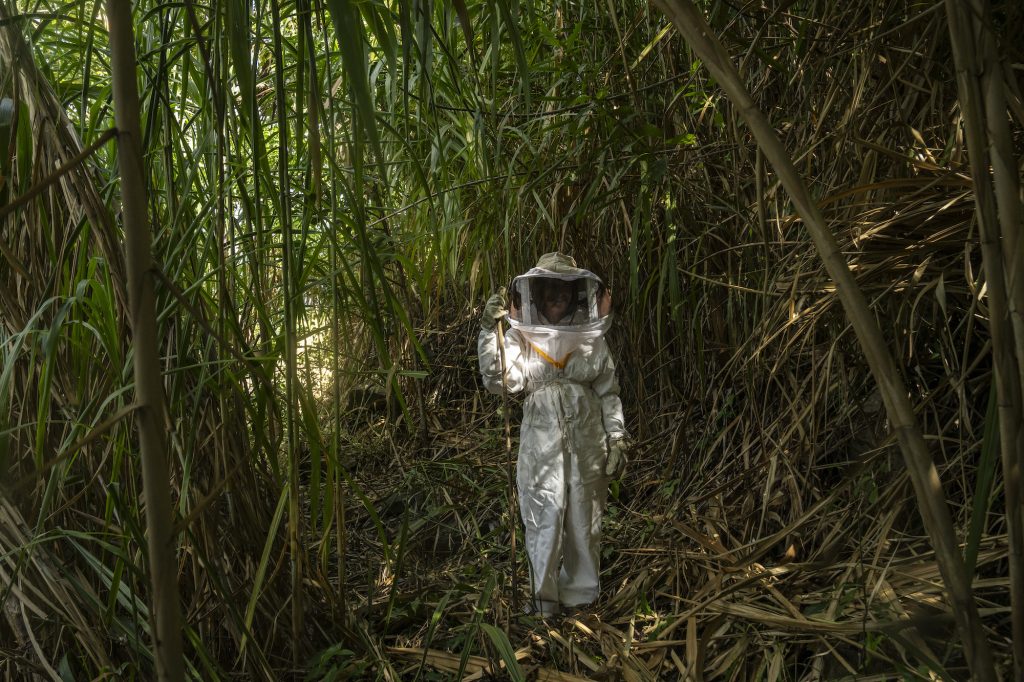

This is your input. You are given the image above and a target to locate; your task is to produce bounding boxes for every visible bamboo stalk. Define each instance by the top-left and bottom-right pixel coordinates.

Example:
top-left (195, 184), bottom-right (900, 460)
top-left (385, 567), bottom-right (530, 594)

top-left (105, 0), bottom-right (183, 679)
top-left (974, 9), bottom-right (1024, 368)
top-left (214, 0), bottom-right (232, 546)
top-left (946, 1), bottom-right (1024, 677)
top-left (649, 1), bottom-right (997, 678)
top-left (269, 0), bottom-right (303, 666)
top-left (318, 0), bottom-right (347, 620)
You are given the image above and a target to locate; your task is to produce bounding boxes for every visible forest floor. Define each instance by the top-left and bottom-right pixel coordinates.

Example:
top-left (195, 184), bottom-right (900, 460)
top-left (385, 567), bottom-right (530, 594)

top-left (323, 423), bottom-right (997, 681)
top-left (306, 351), bottom-right (1009, 681)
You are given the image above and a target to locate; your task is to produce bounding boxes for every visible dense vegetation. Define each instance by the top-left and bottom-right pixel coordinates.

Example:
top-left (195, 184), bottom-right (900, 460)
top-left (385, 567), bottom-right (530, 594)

top-left (1, 0), bottom-right (1021, 679)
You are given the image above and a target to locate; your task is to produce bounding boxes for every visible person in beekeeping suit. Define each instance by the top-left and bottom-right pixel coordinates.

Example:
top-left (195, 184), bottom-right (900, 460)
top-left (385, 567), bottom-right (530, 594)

top-left (478, 252), bottom-right (631, 618)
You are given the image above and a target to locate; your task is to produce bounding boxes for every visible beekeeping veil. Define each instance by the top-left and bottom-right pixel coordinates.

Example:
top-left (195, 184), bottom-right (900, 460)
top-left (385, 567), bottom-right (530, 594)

top-left (507, 252), bottom-right (612, 367)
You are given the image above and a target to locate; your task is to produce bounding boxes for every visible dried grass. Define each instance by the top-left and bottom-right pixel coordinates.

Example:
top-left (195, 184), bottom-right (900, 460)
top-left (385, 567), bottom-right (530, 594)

top-left (1, 0), bottom-right (1019, 679)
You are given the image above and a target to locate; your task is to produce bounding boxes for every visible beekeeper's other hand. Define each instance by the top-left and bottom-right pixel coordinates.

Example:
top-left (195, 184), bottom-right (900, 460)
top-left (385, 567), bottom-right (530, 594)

top-left (605, 436), bottom-right (632, 477)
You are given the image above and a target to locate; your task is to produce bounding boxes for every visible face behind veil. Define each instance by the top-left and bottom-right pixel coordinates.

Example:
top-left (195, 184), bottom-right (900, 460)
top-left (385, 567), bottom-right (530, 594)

top-left (507, 256), bottom-right (613, 364)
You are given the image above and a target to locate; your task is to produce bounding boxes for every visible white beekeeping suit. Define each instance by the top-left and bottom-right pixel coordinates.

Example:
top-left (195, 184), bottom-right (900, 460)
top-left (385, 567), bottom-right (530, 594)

top-left (478, 252), bottom-right (629, 617)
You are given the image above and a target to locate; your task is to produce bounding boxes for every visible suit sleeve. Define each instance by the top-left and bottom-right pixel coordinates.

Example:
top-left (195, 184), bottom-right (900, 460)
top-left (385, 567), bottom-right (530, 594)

top-left (477, 327), bottom-right (528, 394)
top-left (591, 339), bottom-right (627, 439)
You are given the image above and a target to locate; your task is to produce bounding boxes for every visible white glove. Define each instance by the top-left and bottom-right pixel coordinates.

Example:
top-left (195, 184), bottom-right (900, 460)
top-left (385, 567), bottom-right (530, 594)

top-left (481, 287), bottom-right (508, 331)
top-left (605, 436), bottom-right (632, 477)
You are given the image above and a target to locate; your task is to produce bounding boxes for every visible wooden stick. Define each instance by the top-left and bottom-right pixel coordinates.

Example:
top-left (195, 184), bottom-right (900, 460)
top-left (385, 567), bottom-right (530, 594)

top-left (496, 317), bottom-right (520, 624)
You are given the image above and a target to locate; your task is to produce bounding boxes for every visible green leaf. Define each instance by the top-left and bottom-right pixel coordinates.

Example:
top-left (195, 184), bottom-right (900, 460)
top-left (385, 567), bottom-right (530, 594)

top-left (494, 0), bottom-right (530, 110)
top-left (452, 0), bottom-right (475, 60)
top-left (325, 0), bottom-right (387, 190)
top-left (965, 381), bottom-right (999, 575)
top-left (225, 0), bottom-right (254, 114)
top-left (480, 624), bottom-right (525, 681)
top-left (241, 486), bottom-right (290, 654)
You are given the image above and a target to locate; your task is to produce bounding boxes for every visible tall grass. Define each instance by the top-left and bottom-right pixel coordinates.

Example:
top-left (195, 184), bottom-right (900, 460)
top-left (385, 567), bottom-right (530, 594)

top-left (0, 0), bottom-right (1019, 678)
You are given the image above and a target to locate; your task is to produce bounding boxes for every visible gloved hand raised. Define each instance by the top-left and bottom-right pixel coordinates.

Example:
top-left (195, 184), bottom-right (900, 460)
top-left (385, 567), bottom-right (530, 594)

top-left (481, 287), bottom-right (508, 331)
top-left (605, 435), bottom-right (632, 477)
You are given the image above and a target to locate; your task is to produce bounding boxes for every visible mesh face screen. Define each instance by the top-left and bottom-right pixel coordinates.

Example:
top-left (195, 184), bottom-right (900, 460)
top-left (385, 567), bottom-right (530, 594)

top-left (509, 274), bottom-right (608, 328)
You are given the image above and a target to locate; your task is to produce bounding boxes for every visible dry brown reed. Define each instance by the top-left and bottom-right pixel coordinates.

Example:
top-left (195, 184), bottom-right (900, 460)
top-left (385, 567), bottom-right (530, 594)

top-left (1, 0), bottom-right (1020, 679)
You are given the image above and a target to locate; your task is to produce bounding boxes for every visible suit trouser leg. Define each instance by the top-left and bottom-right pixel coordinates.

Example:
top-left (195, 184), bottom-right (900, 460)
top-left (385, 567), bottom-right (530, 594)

top-left (558, 480), bottom-right (607, 606)
top-left (520, 485), bottom-right (564, 615)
